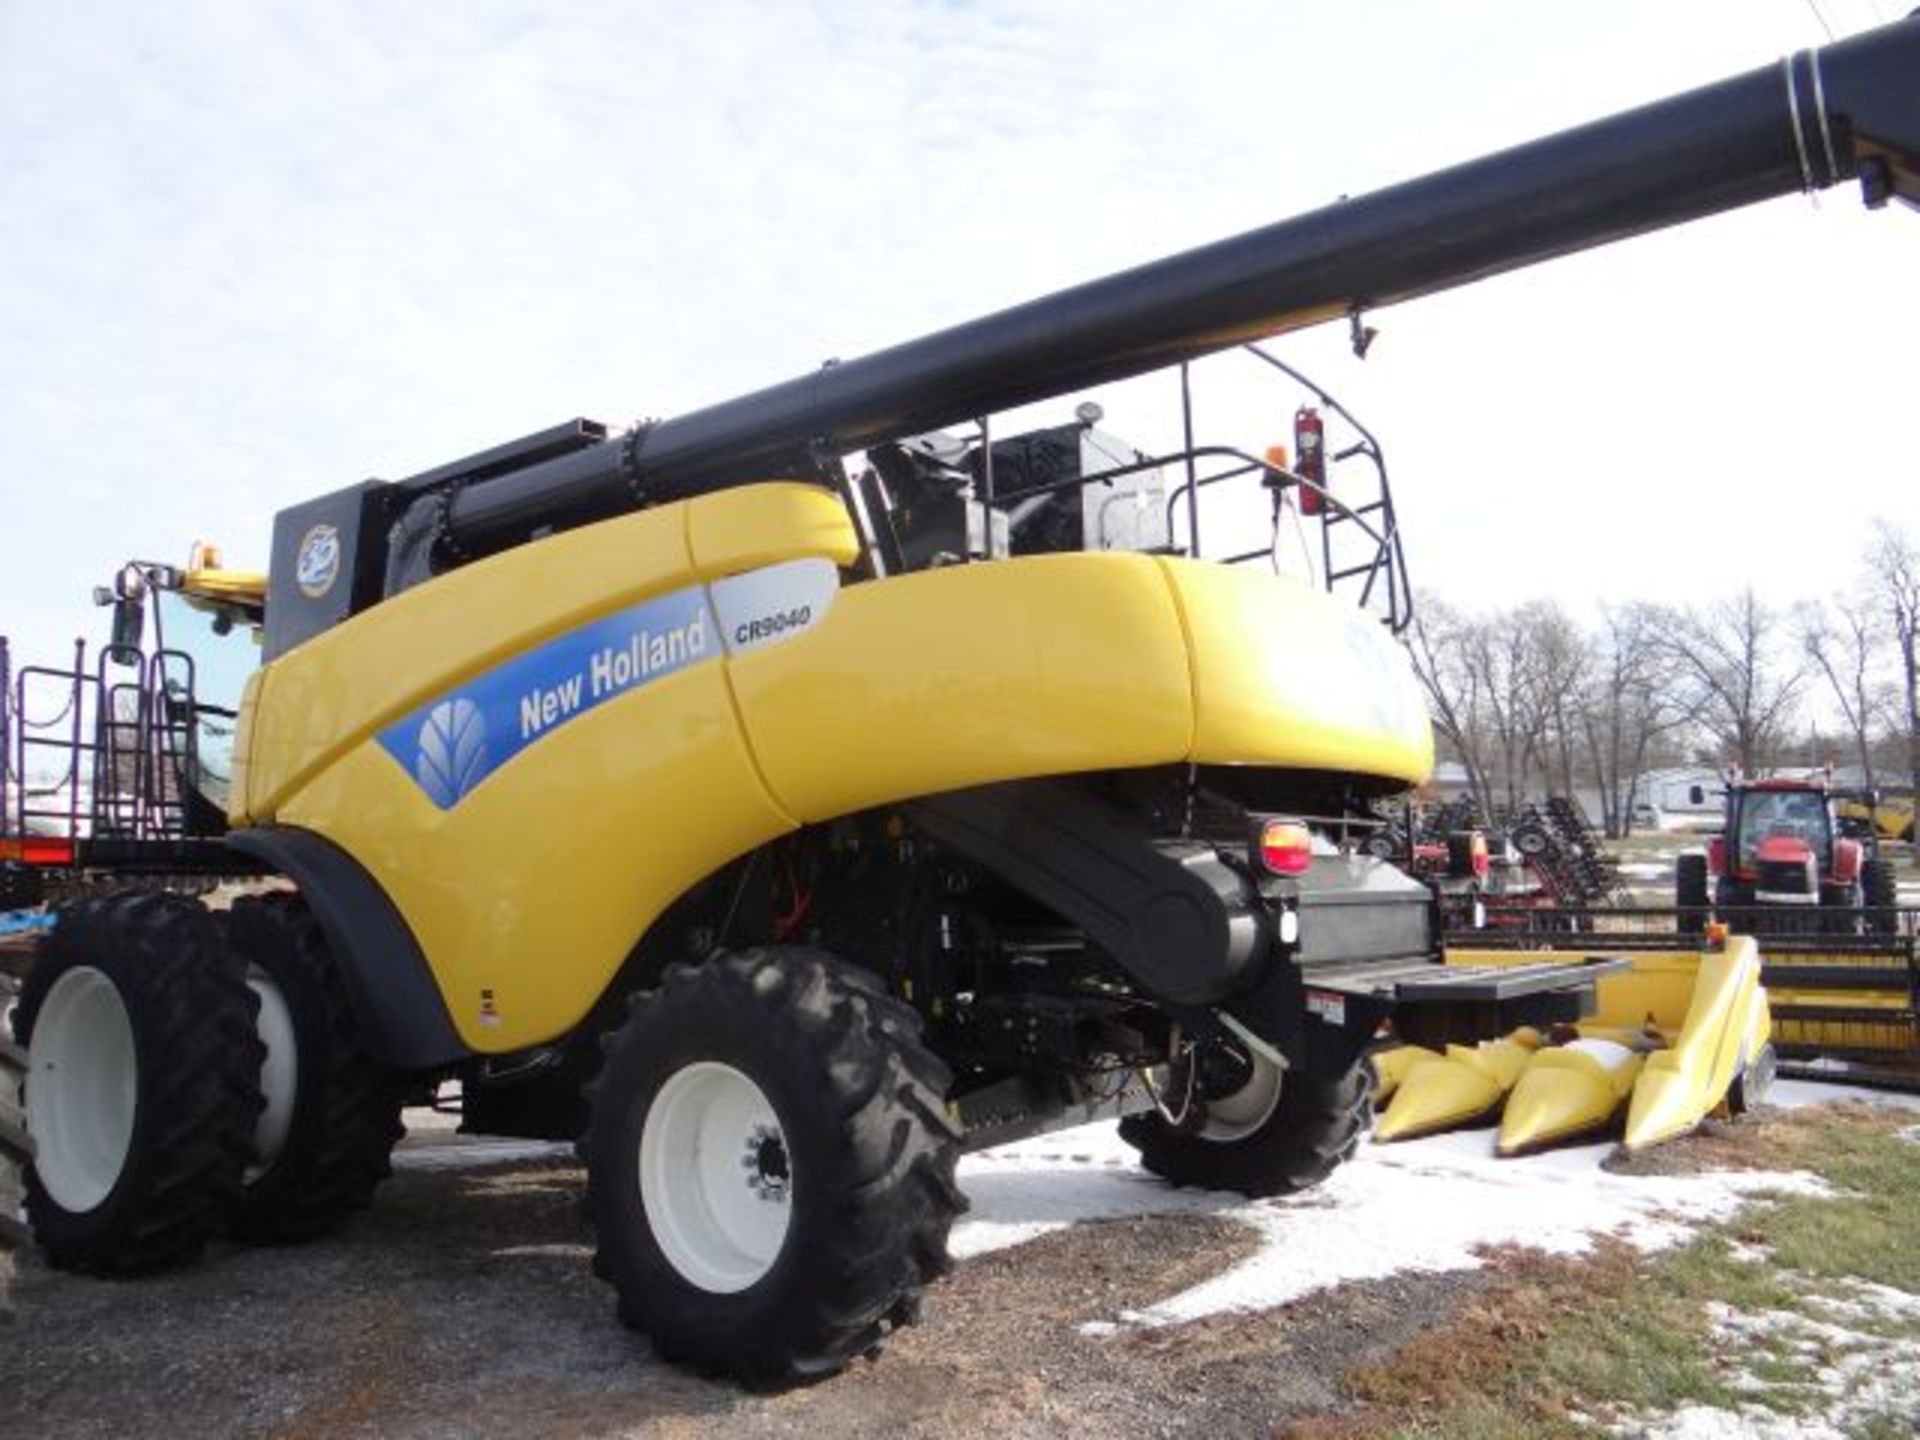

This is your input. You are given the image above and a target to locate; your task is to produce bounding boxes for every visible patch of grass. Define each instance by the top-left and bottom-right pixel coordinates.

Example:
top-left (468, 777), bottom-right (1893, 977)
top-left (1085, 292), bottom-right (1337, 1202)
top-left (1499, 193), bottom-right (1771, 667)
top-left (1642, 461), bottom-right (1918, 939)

top-left (1287, 1104), bottom-right (1920, 1438)
top-left (1851, 1411), bottom-right (1920, 1440)
top-left (1736, 1118), bottom-right (1920, 1294)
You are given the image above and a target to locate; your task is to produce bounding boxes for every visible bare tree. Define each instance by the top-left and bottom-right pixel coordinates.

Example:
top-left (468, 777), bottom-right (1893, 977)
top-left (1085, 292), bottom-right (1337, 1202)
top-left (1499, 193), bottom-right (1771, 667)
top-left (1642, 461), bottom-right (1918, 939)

top-left (1867, 519), bottom-right (1920, 797)
top-left (1403, 595), bottom-right (1496, 818)
top-left (1517, 600), bottom-right (1589, 802)
top-left (1799, 594), bottom-right (1882, 793)
top-left (1580, 603), bottom-right (1698, 836)
top-left (1460, 613), bottom-right (1544, 814)
top-left (1661, 590), bottom-right (1806, 774)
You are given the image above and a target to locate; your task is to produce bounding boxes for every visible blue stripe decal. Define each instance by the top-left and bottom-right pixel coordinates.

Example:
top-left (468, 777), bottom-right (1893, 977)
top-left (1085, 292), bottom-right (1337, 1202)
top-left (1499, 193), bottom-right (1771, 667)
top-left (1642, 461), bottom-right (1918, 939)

top-left (377, 585), bottom-right (716, 810)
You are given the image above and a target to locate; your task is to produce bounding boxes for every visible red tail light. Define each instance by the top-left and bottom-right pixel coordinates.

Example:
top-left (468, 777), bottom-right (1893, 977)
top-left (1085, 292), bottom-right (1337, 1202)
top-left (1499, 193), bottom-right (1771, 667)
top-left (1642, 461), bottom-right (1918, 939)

top-left (0, 836), bottom-right (75, 866)
top-left (1257, 819), bottom-right (1313, 876)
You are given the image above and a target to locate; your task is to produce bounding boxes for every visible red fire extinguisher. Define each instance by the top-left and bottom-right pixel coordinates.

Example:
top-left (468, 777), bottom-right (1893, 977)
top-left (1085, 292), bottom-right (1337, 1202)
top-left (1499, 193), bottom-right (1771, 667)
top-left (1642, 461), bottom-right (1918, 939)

top-left (1294, 406), bottom-right (1326, 516)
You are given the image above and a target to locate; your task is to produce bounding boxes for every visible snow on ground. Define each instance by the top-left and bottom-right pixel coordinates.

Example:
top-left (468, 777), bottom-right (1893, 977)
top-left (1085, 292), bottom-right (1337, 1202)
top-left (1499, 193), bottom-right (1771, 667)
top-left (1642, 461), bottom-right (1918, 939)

top-left (962, 1125), bottom-right (1817, 1331)
top-left (1615, 861), bottom-right (1672, 882)
top-left (1621, 1283), bottom-right (1920, 1439)
top-left (394, 1080), bottom-right (1919, 1333)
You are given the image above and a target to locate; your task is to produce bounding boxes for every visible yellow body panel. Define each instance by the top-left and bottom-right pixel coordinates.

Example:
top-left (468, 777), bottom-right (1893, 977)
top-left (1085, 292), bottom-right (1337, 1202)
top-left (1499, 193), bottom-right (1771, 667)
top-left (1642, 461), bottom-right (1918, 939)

top-left (278, 665), bottom-right (792, 1050)
top-left (726, 553), bottom-right (1195, 822)
top-left (244, 501), bottom-right (701, 820)
top-left (685, 482), bottom-right (863, 577)
top-left (238, 487), bottom-right (1434, 1054)
top-left (1158, 560), bottom-right (1433, 776)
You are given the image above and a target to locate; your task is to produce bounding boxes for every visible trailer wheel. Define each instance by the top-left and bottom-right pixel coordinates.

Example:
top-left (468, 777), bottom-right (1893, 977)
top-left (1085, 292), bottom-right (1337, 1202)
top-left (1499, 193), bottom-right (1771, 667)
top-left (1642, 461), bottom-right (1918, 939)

top-left (1511, 824), bottom-right (1552, 859)
top-left (1675, 854), bottom-right (1709, 935)
top-left (578, 947), bottom-right (964, 1385)
top-left (1, 972), bottom-right (32, 1311)
top-left (1862, 860), bottom-right (1898, 937)
top-left (14, 893), bottom-right (261, 1274)
top-left (222, 894), bottom-right (406, 1244)
top-left (1119, 1044), bottom-right (1371, 1197)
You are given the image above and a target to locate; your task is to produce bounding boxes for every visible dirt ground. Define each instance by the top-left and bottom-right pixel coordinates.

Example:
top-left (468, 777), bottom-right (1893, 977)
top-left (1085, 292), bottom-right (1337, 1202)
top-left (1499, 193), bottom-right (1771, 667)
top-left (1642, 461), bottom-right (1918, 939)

top-left (0, 1128), bottom-right (1486, 1440)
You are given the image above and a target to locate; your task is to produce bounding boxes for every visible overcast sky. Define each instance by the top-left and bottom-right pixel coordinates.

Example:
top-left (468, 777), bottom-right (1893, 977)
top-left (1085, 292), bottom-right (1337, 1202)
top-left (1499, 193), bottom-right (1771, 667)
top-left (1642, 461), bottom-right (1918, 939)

top-left (1, 0), bottom-right (1913, 674)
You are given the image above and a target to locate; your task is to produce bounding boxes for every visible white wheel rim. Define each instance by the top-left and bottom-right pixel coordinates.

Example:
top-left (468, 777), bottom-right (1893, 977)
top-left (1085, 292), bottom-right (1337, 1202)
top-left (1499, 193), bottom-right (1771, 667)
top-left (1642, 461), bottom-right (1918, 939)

top-left (247, 967), bottom-right (298, 1182)
top-left (639, 1061), bottom-right (792, 1293)
top-left (27, 966), bottom-right (138, 1212)
top-left (1199, 1051), bottom-right (1284, 1142)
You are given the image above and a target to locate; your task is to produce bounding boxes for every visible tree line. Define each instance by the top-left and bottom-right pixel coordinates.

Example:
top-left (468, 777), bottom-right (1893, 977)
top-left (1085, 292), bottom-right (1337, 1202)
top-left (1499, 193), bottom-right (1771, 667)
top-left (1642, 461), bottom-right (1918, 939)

top-left (1404, 520), bottom-right (1919, 837)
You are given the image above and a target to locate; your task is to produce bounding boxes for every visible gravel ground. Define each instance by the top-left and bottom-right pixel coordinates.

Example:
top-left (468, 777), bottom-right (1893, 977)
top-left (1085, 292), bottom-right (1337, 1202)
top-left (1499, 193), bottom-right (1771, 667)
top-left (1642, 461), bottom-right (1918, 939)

top-left (0, 1122), bottom-right (1484, 1440)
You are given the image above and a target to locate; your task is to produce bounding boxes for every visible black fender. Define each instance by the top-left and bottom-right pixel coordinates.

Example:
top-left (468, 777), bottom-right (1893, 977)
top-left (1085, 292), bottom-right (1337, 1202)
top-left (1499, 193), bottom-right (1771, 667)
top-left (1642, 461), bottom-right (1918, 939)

top-left (905, 779), bottom-right (1269, 1007)
top-left (225, 826), bottom-right (470, 1071)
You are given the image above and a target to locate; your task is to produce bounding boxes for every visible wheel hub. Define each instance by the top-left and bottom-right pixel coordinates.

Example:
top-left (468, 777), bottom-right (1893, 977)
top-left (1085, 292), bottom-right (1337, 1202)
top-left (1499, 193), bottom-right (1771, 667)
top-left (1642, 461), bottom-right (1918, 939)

top-left (743, 1124), bottom-right (790, 1202)
top-left (26, 966), bottom-right (137, 1213)
top-left (639, 1061), bottom-right (793, 1293)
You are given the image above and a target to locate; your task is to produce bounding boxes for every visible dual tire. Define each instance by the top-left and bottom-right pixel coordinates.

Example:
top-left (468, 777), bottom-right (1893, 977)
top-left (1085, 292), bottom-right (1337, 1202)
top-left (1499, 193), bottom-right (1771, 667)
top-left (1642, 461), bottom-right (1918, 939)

top-left (1, 971), bottom-right (30, 1310)
top-left (10, 891), bottom-right (402, 1278)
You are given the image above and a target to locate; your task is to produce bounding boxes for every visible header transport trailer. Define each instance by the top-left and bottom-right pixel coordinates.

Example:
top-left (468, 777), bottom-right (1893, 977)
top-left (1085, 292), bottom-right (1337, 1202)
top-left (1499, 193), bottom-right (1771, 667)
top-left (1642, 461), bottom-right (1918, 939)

top-left (3, 16), bottom-right (1917, 1377)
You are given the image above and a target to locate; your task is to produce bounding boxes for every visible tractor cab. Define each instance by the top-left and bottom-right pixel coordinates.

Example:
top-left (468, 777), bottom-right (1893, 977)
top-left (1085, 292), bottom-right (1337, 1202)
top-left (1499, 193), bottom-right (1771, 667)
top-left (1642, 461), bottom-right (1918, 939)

top-left (1730, 784), bottom-right (1835, 899)
top-left (1691, 772), bottom-right (1895, 933)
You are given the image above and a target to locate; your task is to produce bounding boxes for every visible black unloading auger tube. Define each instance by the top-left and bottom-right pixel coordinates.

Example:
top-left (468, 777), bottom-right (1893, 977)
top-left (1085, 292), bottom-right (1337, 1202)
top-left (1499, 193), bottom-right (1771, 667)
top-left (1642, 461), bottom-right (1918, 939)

top-left (431, 17), bottom-right (1920, 564)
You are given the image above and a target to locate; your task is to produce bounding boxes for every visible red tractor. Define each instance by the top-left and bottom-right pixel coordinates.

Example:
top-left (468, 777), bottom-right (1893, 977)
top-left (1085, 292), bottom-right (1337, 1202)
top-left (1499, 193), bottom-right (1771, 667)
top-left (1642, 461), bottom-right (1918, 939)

top-left (1676, 773), bottom-right (1899, 936)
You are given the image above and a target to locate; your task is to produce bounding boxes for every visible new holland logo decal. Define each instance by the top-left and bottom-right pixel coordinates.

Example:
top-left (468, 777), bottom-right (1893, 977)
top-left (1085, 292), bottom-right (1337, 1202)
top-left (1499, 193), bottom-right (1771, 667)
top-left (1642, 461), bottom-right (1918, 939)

top-left (377, 557), bottom-right (836, 810)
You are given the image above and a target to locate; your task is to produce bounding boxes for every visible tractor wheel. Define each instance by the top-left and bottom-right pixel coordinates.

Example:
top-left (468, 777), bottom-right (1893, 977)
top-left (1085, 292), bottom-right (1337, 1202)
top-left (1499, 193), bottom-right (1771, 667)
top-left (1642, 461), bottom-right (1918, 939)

top-left (2, 972), bottom-right (31, 1311)
top-left (1820, 882), bottom-right (1865, 937)
top-left (14, 893), bottom-right (261, 1274)
top-left (578, 947), bottom-right (965, 1385)
top-left (1862, 860), bottom-right (1899, 937)
top-left (223, 894), bottom-right (407, 1244)
top-left (1120, 1043), bottom-right (1371, 1197)
top-left (1714, 878), bottom-right (1755, 930)
top-left (1726, 1042), bottom-right (1777, 1116)
top-left (1675, 854), bottom-right (1710, 935)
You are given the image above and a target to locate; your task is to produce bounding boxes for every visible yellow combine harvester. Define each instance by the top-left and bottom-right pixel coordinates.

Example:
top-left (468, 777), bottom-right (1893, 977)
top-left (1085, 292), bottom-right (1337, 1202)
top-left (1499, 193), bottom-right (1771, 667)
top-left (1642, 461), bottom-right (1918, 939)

top-left (4, 16), bottom-right (1918, 1384)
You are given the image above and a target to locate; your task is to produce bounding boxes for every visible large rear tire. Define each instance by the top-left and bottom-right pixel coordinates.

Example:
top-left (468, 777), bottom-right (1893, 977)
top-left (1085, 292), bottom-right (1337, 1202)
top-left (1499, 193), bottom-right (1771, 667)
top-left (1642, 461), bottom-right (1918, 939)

top-left (1120, 1045), bottom-right (1371, 1197)
top-left (1862, 860), bottom-right (1899, 937)
top-left (223, 894), bottom-right (407, 1244)
top-left (1, 971), bottom-right (31, 1312)
top-left (578, 947), bottom-right (965, 1385)
top-left (15, 893), bottom-right (261, 1274)
top-left (1675, 854), bottom-right (1710, 935)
